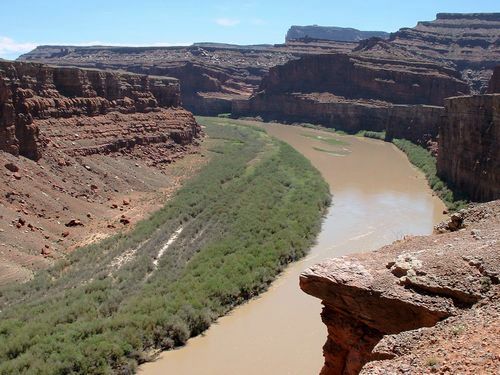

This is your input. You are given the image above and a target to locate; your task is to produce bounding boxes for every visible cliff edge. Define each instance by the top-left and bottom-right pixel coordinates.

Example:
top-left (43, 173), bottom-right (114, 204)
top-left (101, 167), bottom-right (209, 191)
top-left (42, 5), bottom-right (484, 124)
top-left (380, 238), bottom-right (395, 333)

top-left (300, 201), bottom-right (499, 374)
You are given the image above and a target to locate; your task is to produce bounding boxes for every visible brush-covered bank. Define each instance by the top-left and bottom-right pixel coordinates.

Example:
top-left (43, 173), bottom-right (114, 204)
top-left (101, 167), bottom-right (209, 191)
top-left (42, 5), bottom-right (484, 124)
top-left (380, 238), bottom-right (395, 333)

top-left (0, 117), bottom-right (330, 374)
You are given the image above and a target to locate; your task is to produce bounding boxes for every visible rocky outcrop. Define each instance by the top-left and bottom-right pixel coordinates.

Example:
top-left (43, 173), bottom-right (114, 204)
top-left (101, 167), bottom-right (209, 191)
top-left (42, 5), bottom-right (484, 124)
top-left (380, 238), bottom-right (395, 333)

top-left (286, 26), bottom-right (389, 42)
top-left (0, 61), bottom-right (200, 160)
top-left (385, 105), bottom-right (444, 144)
top-left (18, 42), bottom-right (356, 116)
top-left (356, 13), bottom-right (500, 93)
top-left (437, 93), bottom-right (500, 202)
top-left (300, 201), bottom-right (500, 374)
top-left (258, 54), bottom-right (468, 106)
top-left (488, 66), bottom-right (500, 93)
top-left (233, 54), bottom-right (465, 141)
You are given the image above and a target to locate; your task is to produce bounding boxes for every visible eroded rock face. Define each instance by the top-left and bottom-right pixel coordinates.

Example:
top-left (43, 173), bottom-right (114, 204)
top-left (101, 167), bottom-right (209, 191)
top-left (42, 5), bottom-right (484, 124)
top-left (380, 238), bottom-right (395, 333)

top-left (437, 93), bottom-right (500, 202)
top-left (488, 66), bottom-right (500, 93)
top-left (258, 54), bottom-right (468, 106)
top-left (356, 13), bottom-right (500, 93)
top-left (300, 201), bottom-right (500, 374)
top-left (233, 54), bottom-right (464, 142)
top-left (18, 42), bottom-right (357, 115)
top-left (0, 61), bottom-right (202, 286)
top-left (0, 61), bottom-right (194, 160)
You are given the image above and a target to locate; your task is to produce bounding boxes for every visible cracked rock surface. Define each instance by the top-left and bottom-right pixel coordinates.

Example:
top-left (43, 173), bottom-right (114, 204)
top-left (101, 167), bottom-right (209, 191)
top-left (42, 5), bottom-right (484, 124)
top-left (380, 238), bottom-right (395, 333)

top-left (300, 200), bottom-right (499, 374)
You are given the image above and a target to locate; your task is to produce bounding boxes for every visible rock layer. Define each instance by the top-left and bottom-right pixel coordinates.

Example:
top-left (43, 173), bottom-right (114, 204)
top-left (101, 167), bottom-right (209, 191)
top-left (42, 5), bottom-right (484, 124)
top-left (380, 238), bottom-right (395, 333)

top-left (356, 13), bottom-right (500, 93)
top-left (300, 201), bottom-right (500, 374)
top-left (258, 54), bottom-right (468, 106)
top-left (437, 93), bottom-right (500, 202)
top-left (0, 61), bottom-right (197, 160)
top-left (18, 42), bottom-right (356, 115)
top-left (233, 54), bottom-right (465, 142)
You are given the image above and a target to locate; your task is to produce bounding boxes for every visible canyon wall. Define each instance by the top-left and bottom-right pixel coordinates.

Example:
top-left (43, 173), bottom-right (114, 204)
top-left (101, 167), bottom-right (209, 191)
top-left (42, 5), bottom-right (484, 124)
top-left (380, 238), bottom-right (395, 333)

top-left (488, 66), bottom-right (500, 93)
top-left (233, 54), bottom-right (465, 142)
top-left (300, 201), bottom-right (500, 374)
top-left (18, 42), bottom-right (356, 116)
top-left (356, 13), bottom-right (500, 93)
top-left (437, 93), bottom-right (500, 202)
top-left (258, 54), bottom-right (468, 106)
top-left (0, 61), bottom-right (200, 161)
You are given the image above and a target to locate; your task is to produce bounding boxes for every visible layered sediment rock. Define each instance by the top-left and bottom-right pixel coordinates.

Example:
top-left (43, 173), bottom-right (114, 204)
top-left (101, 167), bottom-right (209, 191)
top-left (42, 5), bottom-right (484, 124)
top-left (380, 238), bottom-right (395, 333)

top-left (488, 66), bottom-right (500, 93)
top-left (258, 54), bottom-right (468, 106)
top-left (437, 93), bottom-right (500, 202)
top-left (233, 54), bottom-right (465, 142)
top-left (356, 13), bottom-right (500, 92)
top-left (18, 42), bottom-right (357, 115)
top-left (286, 26), bottom-right (389, 42)
top-left (300, 201), bottom-right (500, 374)
top-left (0, 61), bottom-right (200, 160)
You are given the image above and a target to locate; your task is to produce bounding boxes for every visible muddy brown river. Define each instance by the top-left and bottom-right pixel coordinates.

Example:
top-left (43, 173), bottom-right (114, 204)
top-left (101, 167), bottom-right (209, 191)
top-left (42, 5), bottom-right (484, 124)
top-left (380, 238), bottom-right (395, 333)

top-left (139, 122), bottom-right (446, 375)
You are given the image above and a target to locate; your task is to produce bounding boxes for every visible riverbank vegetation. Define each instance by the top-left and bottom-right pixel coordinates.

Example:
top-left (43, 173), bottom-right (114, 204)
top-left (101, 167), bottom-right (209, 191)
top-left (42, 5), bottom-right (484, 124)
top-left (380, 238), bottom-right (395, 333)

top-left (0, 117), bottom-right (330, 374)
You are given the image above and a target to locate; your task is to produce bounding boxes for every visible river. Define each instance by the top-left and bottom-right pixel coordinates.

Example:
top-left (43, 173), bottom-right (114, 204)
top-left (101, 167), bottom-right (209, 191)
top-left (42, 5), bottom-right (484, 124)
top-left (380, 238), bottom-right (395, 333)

top-left (139, 122), bottom-right (446, 375)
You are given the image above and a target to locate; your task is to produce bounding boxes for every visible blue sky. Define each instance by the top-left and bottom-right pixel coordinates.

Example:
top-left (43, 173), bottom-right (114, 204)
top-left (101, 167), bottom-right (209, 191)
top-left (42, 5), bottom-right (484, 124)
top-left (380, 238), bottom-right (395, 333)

top-left (1, 0), bottom-right (498, 59)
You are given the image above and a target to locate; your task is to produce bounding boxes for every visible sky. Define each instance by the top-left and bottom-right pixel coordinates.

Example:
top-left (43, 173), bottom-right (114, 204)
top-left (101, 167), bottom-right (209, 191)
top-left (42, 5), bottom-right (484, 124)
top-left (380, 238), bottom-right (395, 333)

top-left (1, 0), bottom-right (498, 59)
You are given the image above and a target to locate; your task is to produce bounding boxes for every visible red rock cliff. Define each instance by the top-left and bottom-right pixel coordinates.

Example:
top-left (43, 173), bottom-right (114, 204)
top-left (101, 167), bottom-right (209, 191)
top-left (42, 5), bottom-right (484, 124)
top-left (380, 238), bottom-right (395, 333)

top-left (300, 201), bottom-right (500, 374)
top-left (488, 66), bottom-right (500, 93)
top-left (259, 54), bottom-right (468, 106)
top-left (437, 93), bottom-right (500, 202)
top-left (0, 61), bottom-right (200, 160)
top-left (233, 54), bottom-right (465, 142)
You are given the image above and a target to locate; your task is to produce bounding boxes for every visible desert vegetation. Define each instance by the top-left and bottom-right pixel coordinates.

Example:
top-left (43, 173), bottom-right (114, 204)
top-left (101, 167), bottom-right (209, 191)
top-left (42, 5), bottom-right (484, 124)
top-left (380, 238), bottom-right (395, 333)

top-left (0, 117), bottom-right (330, 374)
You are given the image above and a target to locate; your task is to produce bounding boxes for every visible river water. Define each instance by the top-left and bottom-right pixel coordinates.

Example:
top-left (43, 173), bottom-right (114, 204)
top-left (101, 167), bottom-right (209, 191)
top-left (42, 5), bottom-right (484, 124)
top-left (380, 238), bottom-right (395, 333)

top-left (139, 122), bottom-right (446, 375)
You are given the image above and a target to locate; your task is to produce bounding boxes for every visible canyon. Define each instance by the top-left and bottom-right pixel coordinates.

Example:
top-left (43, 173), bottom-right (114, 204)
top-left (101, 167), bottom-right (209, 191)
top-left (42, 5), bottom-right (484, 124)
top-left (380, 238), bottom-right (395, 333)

top-left (233, 54), bottom-right (469, 144)
top-left (0, 61), bottom-right (201, 285)
top-left (18, 41), bottom-right (356, 116)
top-left (1, 9), bottom-right (499, 375)
top-left (19, 13), bottom-right (499, 123)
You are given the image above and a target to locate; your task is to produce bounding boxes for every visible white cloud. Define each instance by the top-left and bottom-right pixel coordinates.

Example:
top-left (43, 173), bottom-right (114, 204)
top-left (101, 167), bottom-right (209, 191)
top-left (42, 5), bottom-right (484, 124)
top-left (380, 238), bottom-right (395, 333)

top-left (215, 18), bottom-right (240, 27)
top-left (0, 36), bottom-right (37, 59)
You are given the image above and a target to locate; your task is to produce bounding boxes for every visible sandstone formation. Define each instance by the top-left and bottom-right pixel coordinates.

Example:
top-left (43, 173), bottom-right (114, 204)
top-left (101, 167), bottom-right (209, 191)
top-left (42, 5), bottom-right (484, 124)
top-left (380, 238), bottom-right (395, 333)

top-left (437, 93), bottom-right (500, 202)
top-left (356, 13), bottom-right (500, 93)
top-left (0, 61), bottom-right (202, 285)
top-left (286, 26), bottom-right (389, 42)
top-left (18, 42), bottom-right (357, 115)
top-left (488, 66), bottom-right (500, 93)
top-left (233, 54), bottom-right (467, 143)
top-left (0, 61), bottom-right (197, 160)
top-left (300, 201), bottom-right (500, 374)
top-left (258, 54), bottom-right (468, 105)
